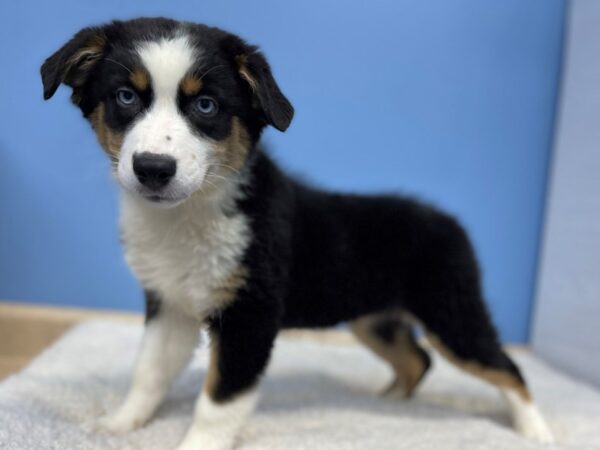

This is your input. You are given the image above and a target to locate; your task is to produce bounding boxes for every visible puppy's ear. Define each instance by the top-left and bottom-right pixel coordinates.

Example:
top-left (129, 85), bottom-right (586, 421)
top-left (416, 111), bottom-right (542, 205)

top-left (235, 49), bottom-right (294, 132)
top-left (41, 27), bottom-right (107, 100)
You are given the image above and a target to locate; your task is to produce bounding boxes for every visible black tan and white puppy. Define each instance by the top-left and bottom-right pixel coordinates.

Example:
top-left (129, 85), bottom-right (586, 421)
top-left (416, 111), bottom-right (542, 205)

top-left (41, 17), bottom-right (554, 449)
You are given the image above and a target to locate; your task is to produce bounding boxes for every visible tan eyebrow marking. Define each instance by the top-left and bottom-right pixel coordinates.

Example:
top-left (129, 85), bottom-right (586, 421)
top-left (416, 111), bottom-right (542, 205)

top-left (180, 75), bottom-right (203, 96)
top-left (129, 68), bottom-right (150, 91)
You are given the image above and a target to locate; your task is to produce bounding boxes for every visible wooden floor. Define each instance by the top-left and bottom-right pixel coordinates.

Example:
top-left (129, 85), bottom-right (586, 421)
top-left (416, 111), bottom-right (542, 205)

top-left (0, 302), bottom-right (356, 380)
top-left (0, 301), bottom-right (141, 379)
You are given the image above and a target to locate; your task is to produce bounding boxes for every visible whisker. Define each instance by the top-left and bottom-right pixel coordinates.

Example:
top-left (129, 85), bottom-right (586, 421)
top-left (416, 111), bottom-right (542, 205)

top-left (198, 65), bottom-right (226, 80)
top-left (205, 173), bottom-right (226, 183)
top-left (208, 163), bottom-right (241, 175)
top-left (105, 58), bottom-right (133, 74)
top-left (206, 173), bottom-right (230, 183)
top-left (203, 179), bottom-right (220, 191)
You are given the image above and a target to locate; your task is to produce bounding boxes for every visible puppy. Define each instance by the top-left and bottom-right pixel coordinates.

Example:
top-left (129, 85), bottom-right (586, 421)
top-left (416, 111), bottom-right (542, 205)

top-left (41, 17), bottom-right (553, 449)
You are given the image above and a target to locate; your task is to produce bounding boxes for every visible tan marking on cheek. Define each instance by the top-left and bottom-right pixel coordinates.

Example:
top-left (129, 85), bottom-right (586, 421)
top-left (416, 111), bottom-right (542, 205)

top-left (212, 117), bottom-right (251, 176)
top-left (89, 103), bottom-right (123, 160)
top-left (129, 68), bottom-right (150, 91)
top-left (427, 333), bottom-right (531, 401)
top-left (180, 75), bottom-right (203, 96)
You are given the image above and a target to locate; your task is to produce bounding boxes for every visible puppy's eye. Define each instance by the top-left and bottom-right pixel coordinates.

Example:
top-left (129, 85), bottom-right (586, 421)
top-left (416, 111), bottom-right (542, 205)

top-left (193, 95), bottom-right (218, 117)
top-left (116, 88), bottom-right (139, 107)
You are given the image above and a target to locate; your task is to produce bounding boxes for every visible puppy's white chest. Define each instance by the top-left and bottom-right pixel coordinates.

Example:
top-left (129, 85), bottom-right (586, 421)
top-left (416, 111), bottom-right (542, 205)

top-left (120, 195), bottom-right (250, 318)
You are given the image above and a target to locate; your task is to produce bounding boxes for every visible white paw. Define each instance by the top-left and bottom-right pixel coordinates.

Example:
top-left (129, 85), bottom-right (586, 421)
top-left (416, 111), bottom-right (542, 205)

top-left (503, 390), bottom-right (555, 444)
top-left (94, 411), bottom-right (147, 434)
top-left (515, 415), bottom-right (555, 444)
top-left (175, 427), bottom-right (235, 450)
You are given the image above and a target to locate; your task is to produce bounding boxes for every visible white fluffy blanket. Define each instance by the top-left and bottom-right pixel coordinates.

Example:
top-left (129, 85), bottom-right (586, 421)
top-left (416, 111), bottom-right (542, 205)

top-left (1, 321), bottom-right (599, 449)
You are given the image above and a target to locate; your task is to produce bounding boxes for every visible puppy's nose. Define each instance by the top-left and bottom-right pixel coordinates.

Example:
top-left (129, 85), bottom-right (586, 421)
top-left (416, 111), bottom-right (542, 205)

top-left (133, 152), bottom-right (177, 190)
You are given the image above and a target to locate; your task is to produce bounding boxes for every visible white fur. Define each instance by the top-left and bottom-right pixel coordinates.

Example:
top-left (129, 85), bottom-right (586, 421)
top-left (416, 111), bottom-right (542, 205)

top-left (117, 35), bottom-right (212, 207)
top-left (120, 178), bottom-right (250, 318)
top-left (117, 33), bottom-right (251, 319)
top-left (98, 309), bottom-right (200, 433)
top-left (100, 185), bottom-right (252, 446)
top-left (502, 389), bottom-right (554, 443)
top-left (176, 389), bottom-right (259, 450)
top-left (108, 33), bottom-right (253, 450)
top-left (138, 36), bottom-right (197, 99)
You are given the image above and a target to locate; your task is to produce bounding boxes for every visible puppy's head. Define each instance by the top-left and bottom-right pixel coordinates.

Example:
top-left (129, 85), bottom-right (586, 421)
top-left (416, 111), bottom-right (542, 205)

top-left (41, 18), bottom-right (293, 207)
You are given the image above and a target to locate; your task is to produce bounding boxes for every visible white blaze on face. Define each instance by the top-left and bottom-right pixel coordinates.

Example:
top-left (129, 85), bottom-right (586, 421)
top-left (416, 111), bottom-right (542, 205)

top-left (117, 35), bottom-right (210, 206)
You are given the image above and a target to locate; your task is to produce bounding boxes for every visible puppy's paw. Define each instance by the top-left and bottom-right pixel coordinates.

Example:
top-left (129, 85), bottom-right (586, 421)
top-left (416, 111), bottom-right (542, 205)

top-left (512, 403), bottom-right (555, 444)
top-left (94, 411), bottom-right (147, 434)
top-left (381, 378), bottom-right (412, 400)
top-left (504, 390), bottom-right (554, 444)
top-left (381, 385), bottom-right (408, 400)
top-left (515, 414), bottom-right (555, 444)
top-left (175, 427), bottom-right (235, 450)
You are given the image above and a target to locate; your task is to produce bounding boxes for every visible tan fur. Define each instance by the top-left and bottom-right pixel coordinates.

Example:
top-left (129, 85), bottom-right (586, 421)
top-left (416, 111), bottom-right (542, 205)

top-left (211, 266), bottom-right (249, 309)
top-left (129, 68), bottom-right (150, 91)
top-left (225, 117), bottom-right (251, 170)
top-left (204, 335), bottom-right (220, 398)
top-left (89, 103), bottom-right (123, 160)
top-left (180, 75), bottom-right (203, 96)
top-left (235, 55), bottom-right (259, 92)
top-left (350, 314), bottom-right (429, 397)
top-left (211, 117), bottom-right (251, 174)
top-left (426, 333), bottom-right (532, 401)
top-left (65, 34), bottom-right (106, 87)
top-left (203, 266), bottom-right (249, 400)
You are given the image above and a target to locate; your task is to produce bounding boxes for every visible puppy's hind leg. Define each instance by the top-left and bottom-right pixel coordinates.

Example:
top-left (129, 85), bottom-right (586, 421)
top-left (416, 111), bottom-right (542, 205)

top-left (350, 312), bottom-right (430, 398)
top-left (97, 291), bottom-right (200, 433)
top-left (400, 212), bottom-right (554, 443)
top-left (408, 287), bottom-right (554, 443)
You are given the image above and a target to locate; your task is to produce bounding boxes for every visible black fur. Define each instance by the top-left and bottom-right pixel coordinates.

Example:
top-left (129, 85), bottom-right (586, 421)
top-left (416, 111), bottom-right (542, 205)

top-left (204, 149), bottom-right (526, 401)
top-left (144, 290), bottom-right (162, 323)
top-left (41, 26), bottom-right (105, 100)
top-left (42, 17), bottom-right (526, 406)
top-left (372, 318), bottom-right (402, 345)
top-left (41, 18), bottom-right (292, 142)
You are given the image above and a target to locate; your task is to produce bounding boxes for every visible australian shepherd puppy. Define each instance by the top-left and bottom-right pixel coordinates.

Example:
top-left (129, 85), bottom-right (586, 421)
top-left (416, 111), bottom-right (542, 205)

top-left (41, 17), bottom-right (553, 450)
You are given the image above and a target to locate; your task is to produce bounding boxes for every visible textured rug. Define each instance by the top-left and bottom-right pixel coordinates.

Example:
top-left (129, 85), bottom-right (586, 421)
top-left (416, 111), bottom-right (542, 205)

top-left (1, 321), bottom-right (599, 449)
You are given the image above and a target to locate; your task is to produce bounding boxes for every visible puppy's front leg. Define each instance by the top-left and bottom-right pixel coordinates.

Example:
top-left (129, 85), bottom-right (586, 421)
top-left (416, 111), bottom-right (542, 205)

top-left (99, 293), bottom-right (200, 433)
top-left (176, 298), bottom-right (279, 450)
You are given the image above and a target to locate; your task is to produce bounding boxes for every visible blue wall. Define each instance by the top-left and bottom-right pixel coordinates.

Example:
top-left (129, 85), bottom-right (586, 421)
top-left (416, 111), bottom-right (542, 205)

top-left (0, 1), bottom-right (565, 342)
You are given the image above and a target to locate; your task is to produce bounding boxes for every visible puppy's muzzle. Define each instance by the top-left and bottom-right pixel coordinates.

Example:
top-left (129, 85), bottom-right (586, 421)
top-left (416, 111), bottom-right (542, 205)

top-left (133, 152), bottom-right (177, 190)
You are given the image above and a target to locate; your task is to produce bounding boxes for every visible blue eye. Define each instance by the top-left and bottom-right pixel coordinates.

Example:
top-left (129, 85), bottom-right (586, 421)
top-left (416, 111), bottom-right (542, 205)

top-left (193, 96), bottom-right (218, 117)
top-left (116, 88), bottom-right (138, 107)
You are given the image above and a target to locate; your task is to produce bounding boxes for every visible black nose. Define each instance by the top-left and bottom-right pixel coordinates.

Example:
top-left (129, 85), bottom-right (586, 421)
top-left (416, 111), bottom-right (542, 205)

top-left (133, 152), bottom-right (177, 190)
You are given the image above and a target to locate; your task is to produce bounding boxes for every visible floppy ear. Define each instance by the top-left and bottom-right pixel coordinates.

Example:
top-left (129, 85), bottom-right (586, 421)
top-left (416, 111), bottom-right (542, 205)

top-left (235, 50), bottom-right (294, 132)
top-left (41, 27), bottom-right (107, 100)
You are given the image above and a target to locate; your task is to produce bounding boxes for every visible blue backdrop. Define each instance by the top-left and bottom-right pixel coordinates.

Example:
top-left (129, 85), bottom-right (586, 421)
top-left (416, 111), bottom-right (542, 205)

top-left (0, 1), bottom-right (565, 342)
